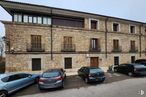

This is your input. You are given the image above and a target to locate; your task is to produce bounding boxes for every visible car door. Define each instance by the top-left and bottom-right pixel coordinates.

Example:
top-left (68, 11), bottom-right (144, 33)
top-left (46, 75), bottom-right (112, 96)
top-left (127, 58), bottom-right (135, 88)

top-left (5, 74), bottom-right (22, 93)
top-left (19, 74), bottom-right (34, 87)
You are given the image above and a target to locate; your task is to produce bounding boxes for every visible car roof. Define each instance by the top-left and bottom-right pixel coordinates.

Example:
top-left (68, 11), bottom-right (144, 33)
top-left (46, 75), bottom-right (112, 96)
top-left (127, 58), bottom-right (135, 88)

top-left (0, 72), bottom-right (31, 78)
top-left (82, 66), bottom-right (101, 69)
top-left (120, 63), bottom-right (144, 66)
top-left (44, 68), bottom-right (63, 73)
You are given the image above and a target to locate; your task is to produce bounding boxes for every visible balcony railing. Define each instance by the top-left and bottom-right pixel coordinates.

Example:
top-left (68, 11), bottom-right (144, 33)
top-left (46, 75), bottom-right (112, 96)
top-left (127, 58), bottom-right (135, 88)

top-left (26, 43), bottom-right (45, 52)
top-left (89, 47), bottom-right (101, 52)
top-left (112, 46), bottom-right (122, 52)
top-left (129, 47), bottom-right (138, 53)
top-left (61, 44), bottom-right (75, 52)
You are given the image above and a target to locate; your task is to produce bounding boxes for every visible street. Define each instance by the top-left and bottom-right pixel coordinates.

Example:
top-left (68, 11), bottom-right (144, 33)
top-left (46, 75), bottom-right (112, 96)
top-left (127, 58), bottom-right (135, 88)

top-left (16, 76), bottom-right (146, 97)
top-left (9, 73), bottom-right (133, 97)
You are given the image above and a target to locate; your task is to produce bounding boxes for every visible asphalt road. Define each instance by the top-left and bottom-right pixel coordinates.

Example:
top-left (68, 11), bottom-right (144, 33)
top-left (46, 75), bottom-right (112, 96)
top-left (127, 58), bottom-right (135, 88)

top-left (17, 77), bottom-right (146, 97)
top-left (10, 73), bottom-right (131, 97)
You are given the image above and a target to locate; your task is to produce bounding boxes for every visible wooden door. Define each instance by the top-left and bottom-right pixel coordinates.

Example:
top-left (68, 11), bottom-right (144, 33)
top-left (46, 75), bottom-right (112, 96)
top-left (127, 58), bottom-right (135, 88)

top-left (90, 57), bottom-right (99, 67)
top-left (32, 58), bottom-right (41, 71)
top-left (64, 58), bottom-right (72, 69)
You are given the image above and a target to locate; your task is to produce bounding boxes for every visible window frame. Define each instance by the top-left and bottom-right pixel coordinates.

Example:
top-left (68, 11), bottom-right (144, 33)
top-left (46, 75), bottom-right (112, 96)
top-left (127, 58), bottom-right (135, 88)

top-left (129, 25), bottom-right (136, 34)
top-left (112, 22), bottom-right (120, 32)
top-left (89, 18), bottom-right (99, 30)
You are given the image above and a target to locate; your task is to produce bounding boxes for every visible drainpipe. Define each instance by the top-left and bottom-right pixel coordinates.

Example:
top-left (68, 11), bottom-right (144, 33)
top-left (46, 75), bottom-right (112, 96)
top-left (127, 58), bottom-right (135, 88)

top-left (50, 9), bottom-right (53, 60)
top-left (139, 24), bottom-right (142, 57)
top-left (105, 17), bottom-right (108, 58)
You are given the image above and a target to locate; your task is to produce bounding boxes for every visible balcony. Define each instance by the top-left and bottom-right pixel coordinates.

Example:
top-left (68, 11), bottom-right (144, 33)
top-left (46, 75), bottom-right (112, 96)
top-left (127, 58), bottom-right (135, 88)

top-left (112, 46), bottom-right (122, 52)
top-left (129, 47), bottom-right (138, 53)
top-left (26, 43), bottom-right (45, 52)
top-left (89, 47), bottom-right (101, 52)
top-left (61, 44), bottom-right (75, 52)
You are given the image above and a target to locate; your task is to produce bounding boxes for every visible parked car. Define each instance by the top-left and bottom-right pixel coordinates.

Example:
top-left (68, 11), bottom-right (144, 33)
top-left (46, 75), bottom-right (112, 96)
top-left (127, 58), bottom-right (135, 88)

top-left (38, 68), bottom-right (66, 90)
top-left (78, 67), bottom-right (105, 83)
top-left (114, 63), bottom-right (146, 76)
top-left (135, 59), bottom-right (146, 66)
top-left (0, 73), bottom-right (40, 97)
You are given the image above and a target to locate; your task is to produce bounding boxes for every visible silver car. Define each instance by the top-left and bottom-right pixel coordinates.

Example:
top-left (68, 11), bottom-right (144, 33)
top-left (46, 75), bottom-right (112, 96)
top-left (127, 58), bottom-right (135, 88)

top-left (38, 69), bottom-right (66, 90)
top-left (0, 73), bottom-right (39, 97)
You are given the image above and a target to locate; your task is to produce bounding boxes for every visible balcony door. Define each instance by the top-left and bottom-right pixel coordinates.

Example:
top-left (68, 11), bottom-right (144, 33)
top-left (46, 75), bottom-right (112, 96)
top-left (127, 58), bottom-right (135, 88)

top-left (31, 35), bottom-right (42, 51)
top-left (113, 39), bottom-right (119, 49)
top-left (90, 38), bottom-right (100, 51)
top-left (90, 57), bottom-right (99, 67)
top-left (130, 40), bottom-right (135, 50)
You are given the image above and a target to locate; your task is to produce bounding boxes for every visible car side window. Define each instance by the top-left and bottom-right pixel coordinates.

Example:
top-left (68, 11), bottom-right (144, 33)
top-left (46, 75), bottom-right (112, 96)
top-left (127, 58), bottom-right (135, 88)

top-left (19, 74), bottom-right (30, 78)
top-left (1, 77), bottom-right (9, 82)
top-left (7, 75), bottom-right (21, 82)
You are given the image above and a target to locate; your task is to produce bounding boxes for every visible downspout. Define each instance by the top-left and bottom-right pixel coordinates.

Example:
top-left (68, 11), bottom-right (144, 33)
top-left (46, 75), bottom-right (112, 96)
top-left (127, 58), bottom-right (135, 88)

top-left (105, 17), bottom-right (108, 58)
top-left (50, 9), bottom-right (53, 60)
top-left (139, 24), bottom-right (142, 57)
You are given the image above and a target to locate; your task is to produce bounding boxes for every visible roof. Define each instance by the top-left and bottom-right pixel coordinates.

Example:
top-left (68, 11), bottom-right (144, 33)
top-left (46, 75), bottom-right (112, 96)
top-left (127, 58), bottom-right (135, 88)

top-left (0, 1), bottom-right (146, 25)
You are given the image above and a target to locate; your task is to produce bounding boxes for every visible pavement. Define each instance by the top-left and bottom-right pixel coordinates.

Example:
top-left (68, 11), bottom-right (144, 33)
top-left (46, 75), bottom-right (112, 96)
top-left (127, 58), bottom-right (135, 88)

top-left (10, 72), bottom-right (132, 97)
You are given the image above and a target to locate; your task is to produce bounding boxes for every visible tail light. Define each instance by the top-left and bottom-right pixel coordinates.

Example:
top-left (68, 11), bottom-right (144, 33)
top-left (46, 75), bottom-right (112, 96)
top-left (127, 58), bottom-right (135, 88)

top-left (134, 68), bottom-right (137, 72)
top-left (55, 76), bottom-right (62, 80)
top-left (88, 74), bottom-right (91, 77)
top-left (39, 78), bottom-right (45, 83)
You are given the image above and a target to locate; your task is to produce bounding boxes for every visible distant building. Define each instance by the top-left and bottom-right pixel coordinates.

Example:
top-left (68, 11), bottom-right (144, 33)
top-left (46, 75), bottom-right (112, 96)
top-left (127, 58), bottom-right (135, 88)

top-left (0, 1), bottom-right (146, 72)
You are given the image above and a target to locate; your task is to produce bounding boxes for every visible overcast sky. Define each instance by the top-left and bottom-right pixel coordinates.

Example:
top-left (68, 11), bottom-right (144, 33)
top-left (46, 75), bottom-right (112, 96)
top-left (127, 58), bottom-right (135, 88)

top-left (0, 0), bottom-right (146, 36)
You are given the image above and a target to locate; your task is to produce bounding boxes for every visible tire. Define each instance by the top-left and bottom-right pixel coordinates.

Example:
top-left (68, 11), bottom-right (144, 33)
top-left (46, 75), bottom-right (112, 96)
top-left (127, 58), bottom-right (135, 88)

top-left (85, 78), bottom-right (89, 83)
top-left (0, 91), bottom-right (8, 97)
top-left (128, 72), bottom-right (133, 77)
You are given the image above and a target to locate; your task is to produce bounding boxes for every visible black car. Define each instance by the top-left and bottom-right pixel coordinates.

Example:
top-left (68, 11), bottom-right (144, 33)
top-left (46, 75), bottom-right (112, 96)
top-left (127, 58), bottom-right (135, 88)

top-left (38, 68), bottom-right (66, 90)
top-left (78, 67), bottom-right (105, 83)
top-left (135, 59), bottom-right (146, 66)
top-left (114, 63), bottom-right (146, 76)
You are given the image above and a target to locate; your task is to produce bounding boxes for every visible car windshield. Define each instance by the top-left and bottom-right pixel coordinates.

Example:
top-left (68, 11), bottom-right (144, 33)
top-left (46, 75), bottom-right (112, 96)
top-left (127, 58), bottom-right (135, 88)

top-left (90, 68), bottom-right (102, 73)
top-left (134, 65), bottom-right (146, 68)
top-left (42, 71), bottom-right (59, 78)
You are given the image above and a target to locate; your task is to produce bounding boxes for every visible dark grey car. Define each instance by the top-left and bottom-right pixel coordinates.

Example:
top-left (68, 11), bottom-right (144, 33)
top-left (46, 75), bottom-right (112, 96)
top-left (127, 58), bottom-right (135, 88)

top-left (38, 69), bottom-right (66, 90)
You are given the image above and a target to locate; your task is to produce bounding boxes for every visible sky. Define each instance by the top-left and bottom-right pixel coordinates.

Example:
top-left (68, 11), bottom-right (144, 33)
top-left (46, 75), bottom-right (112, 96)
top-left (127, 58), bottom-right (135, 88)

top-left (0, 0), bottom-right (146, 37)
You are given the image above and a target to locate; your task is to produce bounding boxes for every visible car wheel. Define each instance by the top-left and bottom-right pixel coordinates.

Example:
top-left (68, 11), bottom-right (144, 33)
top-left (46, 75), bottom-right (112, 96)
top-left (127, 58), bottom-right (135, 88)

top-left (85, 78), bottom-right (89, 83)
top-left (0, 91), bottom-right (8, 97)
top-left (128, 72), bottom-right (133, 76)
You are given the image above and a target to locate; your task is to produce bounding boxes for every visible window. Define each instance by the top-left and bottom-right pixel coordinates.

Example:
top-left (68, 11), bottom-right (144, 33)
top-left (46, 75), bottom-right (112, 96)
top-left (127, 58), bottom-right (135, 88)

top-left (38, 17), bottom-right (42, 24)
top-left (14, 14), bottom-right (22, 22)
top-left (33, 17), bottom-right (37, 23)
top-left (130, 25), bottom-right (136, 33)
top-left (32, 58), bottom-right (41, 71)
top-left (53, 16), bottom-right (84, 28)
top-left (64, 58), bottom-right (72, 69)
top-left (113, 23), bottom-right (119, 32)
top-left (90, 38), bottom-right (100, 51)
top-left (28, 16), bottom-right (33, 23)
top-left (131, 56), bottom-right (135, 63)
top-left (90, 20), bottom-right (98, 29)
top-left (23, 15), bottom-right (28, 23)
top-left (114, 56), bottom-right (119, 65)
top-left (43, 17), bottom-right (51, 25)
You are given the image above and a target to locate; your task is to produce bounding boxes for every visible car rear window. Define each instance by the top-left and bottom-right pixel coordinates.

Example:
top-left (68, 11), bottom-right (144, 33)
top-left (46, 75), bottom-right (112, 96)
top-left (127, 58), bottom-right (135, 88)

top-left (134, 65), bottom-right (146, 68)
top-left (90, 68), bottom-right (103, 73)
top-left (42, 71), bottom-right (59, 78)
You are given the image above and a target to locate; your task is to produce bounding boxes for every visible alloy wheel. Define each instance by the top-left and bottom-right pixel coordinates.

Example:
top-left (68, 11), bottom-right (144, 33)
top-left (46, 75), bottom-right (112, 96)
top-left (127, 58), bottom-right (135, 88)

top-left (0, 91), bottom-right (7, 97)
top-left (128, 72), bottom-right (133, 76)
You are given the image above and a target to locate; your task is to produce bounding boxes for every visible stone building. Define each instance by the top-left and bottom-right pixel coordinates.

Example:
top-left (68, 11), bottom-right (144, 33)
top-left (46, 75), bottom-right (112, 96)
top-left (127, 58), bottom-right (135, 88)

top-left (0, 1), bottom-right (146, 72)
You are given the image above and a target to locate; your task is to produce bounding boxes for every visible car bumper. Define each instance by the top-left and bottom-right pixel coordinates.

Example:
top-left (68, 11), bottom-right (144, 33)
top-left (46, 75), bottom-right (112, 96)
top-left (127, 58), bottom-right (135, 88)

top-left (88, 76), bottom-right (105, 82)
top-left (38, 81), bottom-right (63, 89)
top-left (134, 72), bottom-right (146, 76)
